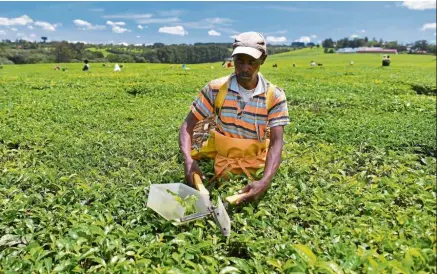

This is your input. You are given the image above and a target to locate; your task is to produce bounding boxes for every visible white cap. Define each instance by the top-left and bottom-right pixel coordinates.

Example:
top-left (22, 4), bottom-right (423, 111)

top-left (232, 32), bottom-right (267, 59)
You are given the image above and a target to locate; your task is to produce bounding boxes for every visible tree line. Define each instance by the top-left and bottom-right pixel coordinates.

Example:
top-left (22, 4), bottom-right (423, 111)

top-left (321, 37), bottom-right (436, 54)
top-left (0, 39), bottom-right (293, 65)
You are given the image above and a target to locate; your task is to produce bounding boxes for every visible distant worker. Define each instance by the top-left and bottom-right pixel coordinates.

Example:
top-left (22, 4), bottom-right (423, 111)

top-left (273, 63), bottom-right (278, 68)
top-left (226, 61), bottom-right (233, 68)
top-left (349, 60), bottom-right (354, 66)
top-left (82, 60), bottom-right (89, 71)
top-left (114, 63), bottom-right (121, 72)
top-left (292, 62), bottom-right (296, 67)
top-left (382, 55), bottom-right (391, 66)
top-left (310, 61), bottom-right (316, 67)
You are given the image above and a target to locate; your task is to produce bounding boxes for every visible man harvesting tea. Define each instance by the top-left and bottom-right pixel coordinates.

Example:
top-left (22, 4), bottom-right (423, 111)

top-left (179, 32), bottom-right (290, 204)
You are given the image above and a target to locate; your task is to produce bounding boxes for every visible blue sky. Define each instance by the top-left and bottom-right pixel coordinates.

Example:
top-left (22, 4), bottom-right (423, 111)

top-left (0, 1), bottom-right (435, 45)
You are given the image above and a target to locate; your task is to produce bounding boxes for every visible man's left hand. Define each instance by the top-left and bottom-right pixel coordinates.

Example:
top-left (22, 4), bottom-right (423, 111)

top-left (235, 180), bottom-right (270, 205)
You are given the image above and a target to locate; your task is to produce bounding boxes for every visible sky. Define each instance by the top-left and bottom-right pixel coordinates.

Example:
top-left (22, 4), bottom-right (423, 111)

top-left (0, 1), bottom-right (436, 46)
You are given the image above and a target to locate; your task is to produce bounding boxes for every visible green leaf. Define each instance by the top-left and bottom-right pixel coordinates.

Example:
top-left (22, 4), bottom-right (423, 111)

top-left (294, 244), bottom-right (317, 266)
top-left (389, 260), bottom-right (410, 274)
top-left (317, 261), bottom-right (344, 274)
top-left (267, 259), bottom-right (282, 270)
top-left (219, 266), bottom-right (240, 274)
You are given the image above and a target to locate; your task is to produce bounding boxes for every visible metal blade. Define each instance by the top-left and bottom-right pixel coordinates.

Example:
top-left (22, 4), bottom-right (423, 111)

top-left (178, 211), bottom-right (211, 223)
top-left (213, 197), bottom-right (231, 236)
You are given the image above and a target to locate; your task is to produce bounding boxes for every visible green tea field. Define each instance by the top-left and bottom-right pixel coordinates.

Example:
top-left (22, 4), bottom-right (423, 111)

top-left (0, 51), bottom-right (436, 273)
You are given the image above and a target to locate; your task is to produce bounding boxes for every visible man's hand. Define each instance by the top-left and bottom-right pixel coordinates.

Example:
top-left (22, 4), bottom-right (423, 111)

top-left (235, 180), bottom-right (270, 205)
top-left (184, 158), bottom-right (205, 187)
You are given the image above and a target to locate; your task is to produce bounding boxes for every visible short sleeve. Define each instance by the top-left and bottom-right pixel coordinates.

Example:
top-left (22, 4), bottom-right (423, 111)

top-left (190, 84), bottom-right (214, 121)
top-left (267, 87), bottom-right (290, 128)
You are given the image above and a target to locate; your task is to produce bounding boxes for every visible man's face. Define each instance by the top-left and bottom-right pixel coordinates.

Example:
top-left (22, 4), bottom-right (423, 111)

top-left (233, 53), bottom-right (263, 84)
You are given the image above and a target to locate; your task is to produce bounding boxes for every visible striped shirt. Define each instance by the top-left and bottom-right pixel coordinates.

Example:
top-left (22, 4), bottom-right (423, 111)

top-left (190, 73), bottom-right (290, 140)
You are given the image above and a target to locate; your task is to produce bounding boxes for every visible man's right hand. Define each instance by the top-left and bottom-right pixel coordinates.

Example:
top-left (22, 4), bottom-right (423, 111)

top-left (184, 158), bottom-right (205, 187)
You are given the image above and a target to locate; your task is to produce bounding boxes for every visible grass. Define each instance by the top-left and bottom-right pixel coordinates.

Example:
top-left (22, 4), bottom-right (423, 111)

top-left (0, 51), bottom-right (435, 273)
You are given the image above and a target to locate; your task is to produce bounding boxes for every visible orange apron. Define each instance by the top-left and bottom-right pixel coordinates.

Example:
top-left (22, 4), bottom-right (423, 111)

top-left (191, 130), bottom-right (269, 181)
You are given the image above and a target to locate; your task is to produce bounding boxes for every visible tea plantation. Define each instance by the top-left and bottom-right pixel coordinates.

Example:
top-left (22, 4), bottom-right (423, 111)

top-left (0, 50), bottom-right (436, 273)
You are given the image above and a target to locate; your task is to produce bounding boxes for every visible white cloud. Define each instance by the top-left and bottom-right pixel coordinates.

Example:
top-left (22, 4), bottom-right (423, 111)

top-left (421, 22), bottom-right (436, 30)
top-left (402, 0), bottom-right (436, 10)
top-left (138, 25), bottom-right (143, 29)
top-left (0, 15), bottom-right (33, 26)
top-left (112, 25), bottom-right (131, 33)
top-left (119, 42), bottom-right (129, 46)
top-left (103, 13), bottom-right (153, 19)
top-left (73, 19), bottom-right (106, 30)
top-left (266, 36), bottom-right (287, 43)
top-left (361, 29), bottom-right (366, 33)
top-left (350, 34), bottom-right (360, 38)
top-left (27, 25), bottom-right (34, 30)
top-left (208, 30), bottom-right (221, 36)
top-left (310, 34), bottom-right (317, 39)
top-left (136, 35), bottom-right (141, 38)
top-left (34, 21), bottom-right (58, 31)
top-left (137, 17), bottom-right (179, 24)
top-left (69, 40), bottom-right (88, 44)
top-left (10, 28), bottom-right (18, 32)
top-left (230, 35), bottom-right (238, 39)
top-left (294, 36), bottom-right (311, 43)
top-left (135, 43), bottom-right (143, 46)
top-left (158, 25), bottom-right (187, 36)
top-left (0, 30), bottom-right (6, 35)
top-left (106, 21), bottom-right (125, 26)
top-left (106, 21), bottom-right (130, 33)
top-left (16, 32), bottom-right (37, 41)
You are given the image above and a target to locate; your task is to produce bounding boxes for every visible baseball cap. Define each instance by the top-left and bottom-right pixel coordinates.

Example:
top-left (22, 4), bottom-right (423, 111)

top-left (232, 32), bottom-right (267, 59)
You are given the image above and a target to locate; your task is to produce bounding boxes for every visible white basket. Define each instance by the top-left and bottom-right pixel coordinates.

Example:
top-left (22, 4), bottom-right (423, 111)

top-left (147, 183), bottom-right (208, 221)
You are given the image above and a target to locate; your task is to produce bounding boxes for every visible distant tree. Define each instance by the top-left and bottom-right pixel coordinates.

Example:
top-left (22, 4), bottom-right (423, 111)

top-left (291, 42), bottom-right (305, 48)
top-left (54, 41), bottom-right (74, 62)
top-left (41, 37), bottom-right (47, 43)
top-left (322, 38), bottom-right (334, 49)
top-left (153, 43), bottom-right (165, 49)
top-left (413, 40), bottom-right (429, 51)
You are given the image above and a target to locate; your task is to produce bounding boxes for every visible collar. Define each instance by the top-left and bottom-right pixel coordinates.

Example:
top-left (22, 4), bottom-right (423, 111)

top-left (229, 72), bottom-right (267, 97)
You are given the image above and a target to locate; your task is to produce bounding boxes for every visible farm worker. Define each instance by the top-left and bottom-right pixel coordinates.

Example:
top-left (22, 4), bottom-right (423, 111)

top-left (114, 63), bottom-right (121, 72)
top-left (179, 32), bottom-right (290, 204)
top-left (82, 60), bottom-right (89, 71)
